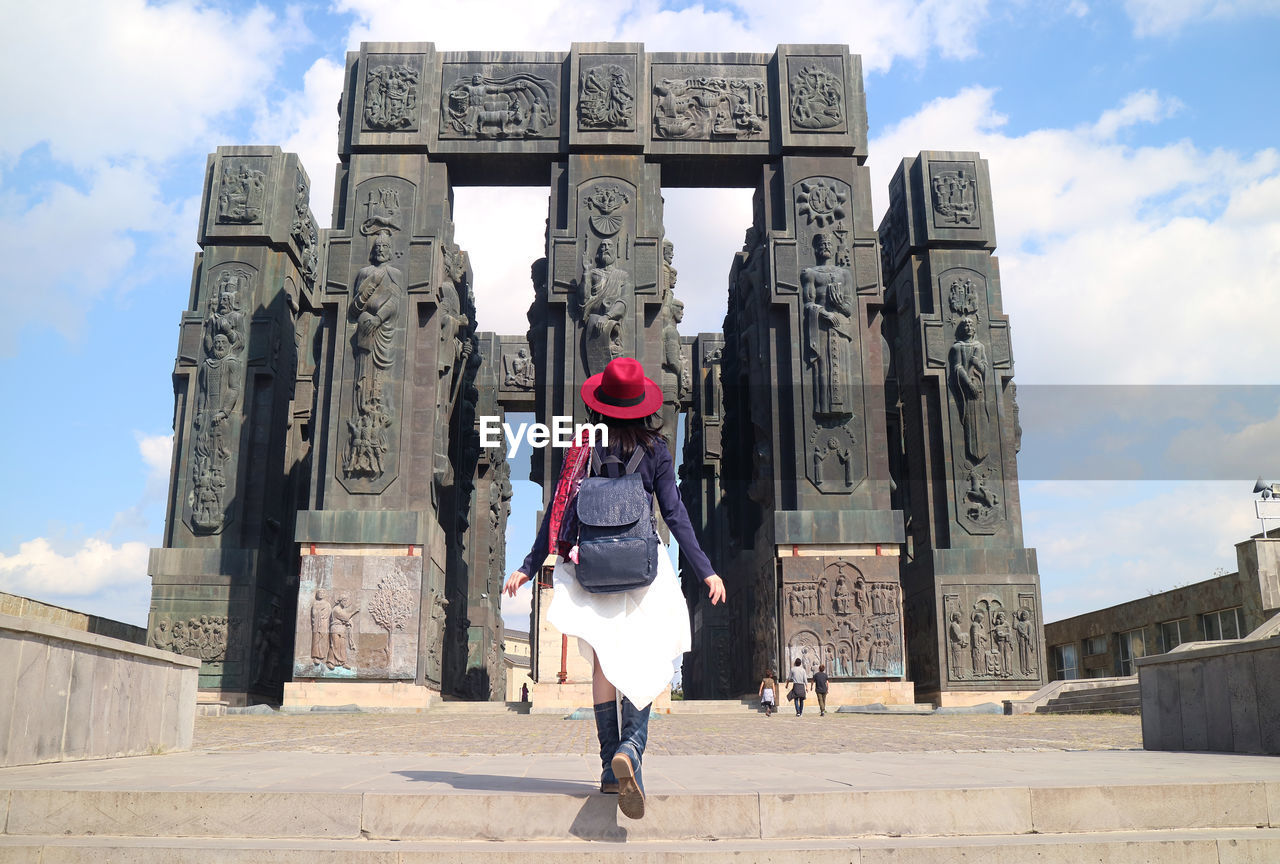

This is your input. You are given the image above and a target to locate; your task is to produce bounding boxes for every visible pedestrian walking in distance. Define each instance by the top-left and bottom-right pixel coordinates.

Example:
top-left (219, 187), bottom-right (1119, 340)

top-left (504, 357), bottom-right (726, 820)
top-left (788, 657), bottom-right (809, 716)
top-left (812, 664), bottom-right (830, 716)
top-left (758, 670), bottom-right (777, 716)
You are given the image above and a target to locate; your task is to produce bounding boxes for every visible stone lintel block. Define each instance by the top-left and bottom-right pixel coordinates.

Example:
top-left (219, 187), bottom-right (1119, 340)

top-left (775, 44), bottom-right (867, 158)
top-left (774, 509), bottom-right (905, 544)
top-left (1030, 783), bottom-right (1269, 834)
top-left (758, 788), bottom-right (1031, 839)
top-left (909, 150), bottom-right (997, 250)
top-left (5, 790), bottom-right (363, 839)
top-left (361, 791), bottom-right (759, 841)
top-left (148, 548), bottom-right (258, 582)
top-left (295, 510), bottom-right (431, 545)
top-left (932, 547), bottom-right (1038, 577)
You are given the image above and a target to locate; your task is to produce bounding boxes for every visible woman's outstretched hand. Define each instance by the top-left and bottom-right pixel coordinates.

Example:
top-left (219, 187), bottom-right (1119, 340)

top-left (705, 574), bottom-right (726, 606)
top-left (503, 570), bottom-right (531, 598)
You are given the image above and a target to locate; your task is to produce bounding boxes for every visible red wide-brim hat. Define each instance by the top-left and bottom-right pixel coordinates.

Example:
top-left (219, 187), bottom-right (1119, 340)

top-left (581, 357), bottom-right (663, 420)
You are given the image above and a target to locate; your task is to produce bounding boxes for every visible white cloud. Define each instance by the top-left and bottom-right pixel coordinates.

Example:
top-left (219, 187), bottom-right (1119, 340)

top-left (1027, 481), bottom-right (1259, 621)
top-left (0, 537), bottom-right (150, 598)
top-left (869, 86), bottom-right (1280, 385)
top-left (0, 1), bottom-right (298, 168)
top-left (1124, 0), bottom-right (1280, 37)
top-left (136, 432), bottom-right (175, 498)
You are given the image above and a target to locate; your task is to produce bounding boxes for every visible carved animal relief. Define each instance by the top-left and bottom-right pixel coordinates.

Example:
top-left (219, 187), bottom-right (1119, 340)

top-left (652, 75), bottom-right (768, 140)
top-left (443, 70), bottom-right (558, 139)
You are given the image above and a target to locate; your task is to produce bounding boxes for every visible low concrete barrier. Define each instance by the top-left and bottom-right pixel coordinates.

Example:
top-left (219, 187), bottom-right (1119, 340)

top-left (0, 612), bottom-right (199, 767)
top-left (1136, 619), bottom-right (1280, 754)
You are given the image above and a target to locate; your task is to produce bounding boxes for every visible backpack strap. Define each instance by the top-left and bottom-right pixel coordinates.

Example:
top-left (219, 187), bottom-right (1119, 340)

top-left (589, 445), bottom-right (645, 478)
top-left (624, 446), bottom-right (644, 475)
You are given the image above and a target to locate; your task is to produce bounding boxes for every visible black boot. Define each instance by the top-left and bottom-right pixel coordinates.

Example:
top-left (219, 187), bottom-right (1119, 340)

top-left (593, 701), bottom-right (620, 794)
top-left (611, 696), bottom-right (650, 819)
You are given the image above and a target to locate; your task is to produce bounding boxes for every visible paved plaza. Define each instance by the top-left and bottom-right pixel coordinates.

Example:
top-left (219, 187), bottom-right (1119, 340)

top-left (191, 709), bottom-right (1144, 756)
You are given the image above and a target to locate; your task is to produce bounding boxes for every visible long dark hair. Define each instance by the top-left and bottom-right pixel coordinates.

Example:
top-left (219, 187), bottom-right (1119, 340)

top-left (587, 409), bottom-right (662, 460)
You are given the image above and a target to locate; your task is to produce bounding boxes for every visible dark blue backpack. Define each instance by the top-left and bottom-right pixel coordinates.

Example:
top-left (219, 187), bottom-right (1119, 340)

top-left (573, 446), bottom-right (659, 594)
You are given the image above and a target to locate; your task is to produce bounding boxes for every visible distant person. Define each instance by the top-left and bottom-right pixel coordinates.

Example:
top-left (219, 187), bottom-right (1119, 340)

top-left (758, 670), bottom-right (777, 716)
top-left (521, 682), bottom-right (529, 703)
top-left (504, 357), bottom-right (725, 820)
top-left (788, 657), bottom-right (808, 716)
top-left (812, 664), bottom-right (830, 716)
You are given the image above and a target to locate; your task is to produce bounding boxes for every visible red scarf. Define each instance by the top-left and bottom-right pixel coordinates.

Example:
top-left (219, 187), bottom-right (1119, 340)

top-left (547, 428), bottom-right (592, 558)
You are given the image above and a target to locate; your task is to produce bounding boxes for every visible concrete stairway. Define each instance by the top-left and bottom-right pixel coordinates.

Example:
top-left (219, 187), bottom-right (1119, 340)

top-left (1, 750), bottom-right (1278, 861)
top-left (1035, 681), bottom-right (1142, 715)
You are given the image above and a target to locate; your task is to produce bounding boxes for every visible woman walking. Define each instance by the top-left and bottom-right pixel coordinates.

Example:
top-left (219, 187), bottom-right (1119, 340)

top-left (504, 357), bottom-right (725, 820)
top-left (758, 670), bottom-right (777, 716)
top-left (789, 657), bottom-right (808, 716)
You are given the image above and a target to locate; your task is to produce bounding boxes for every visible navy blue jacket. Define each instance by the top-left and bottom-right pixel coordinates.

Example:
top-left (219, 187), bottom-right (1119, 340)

top-left (517, 439), bottom-right (716, 582)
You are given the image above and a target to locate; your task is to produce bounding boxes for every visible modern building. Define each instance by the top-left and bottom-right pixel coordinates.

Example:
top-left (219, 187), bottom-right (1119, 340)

top-left (1045, 531), bottom-right (1280, 680)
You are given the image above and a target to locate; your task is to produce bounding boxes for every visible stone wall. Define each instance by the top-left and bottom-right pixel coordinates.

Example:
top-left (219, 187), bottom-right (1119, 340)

top-left (1137, 627), bottom-right (1280, 754)
top-left (0, 592), bottom-right (145, 645)
top-left (0, 613), bottom-right (198, 767)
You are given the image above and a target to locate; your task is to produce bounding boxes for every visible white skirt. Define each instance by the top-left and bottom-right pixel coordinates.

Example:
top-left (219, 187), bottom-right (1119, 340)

top-left (548, 545), bottom-right (691, 708)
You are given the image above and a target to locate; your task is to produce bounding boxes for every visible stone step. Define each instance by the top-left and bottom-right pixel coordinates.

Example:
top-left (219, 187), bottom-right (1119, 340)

top-left (1050, 684), bottom-right (1141, 702)
top-left (3, 780), bottom-right (1273, 842)
top-left (3, 828), bottom-right (1279, 862)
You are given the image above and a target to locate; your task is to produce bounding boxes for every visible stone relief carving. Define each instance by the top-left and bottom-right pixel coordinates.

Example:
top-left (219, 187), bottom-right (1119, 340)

top-left (789, 64), bottom-right (844, 130)
top-left (343, 228), bottom-right (403, 481)
top-left (802, 231), bottom-right (856, 417)
top-left (289, 169), bottom-right (319, 287)
top-left (252, 599), bottom-right (285, 687)
top-left (424, 582), bottom-right (449, 686)
top-left (652, 75), bottom-right (767, 140)
top-left (190, 267), bottom-right (249, 534)
top-left (152, 614), bottom-right (229, 662)
top-left (308, 589), bottom-right (331, 664)
top-left (948, 317), bottom-right (989, 465)
top-left (797, 179), bottom-right (848, 228)
top-left (810, 424), bottom-right (857, 492)
top-left (368, 571), bottom-right (412, 667)
top-left (930, 164), bottom-right (978, 226)
top-left (364, 63), bottom-right (419, 131)
top-left (324, 591), bottom-right (360, 670)
top-left (784, 562), bottom-right (902, 678)
top-left (579, 62), bottom-right (634, 130)
top-left (434, 239), bottom-right (474, 489)
top-left (580, 238), bottom-right (631, 376)
top-left (947, 275), bottom-right (980, 319)
top-left (444, 71), bottom-right (557, 139)
top-left (503, 346), bottom-right (535, 389)
top-left (945, 591), bottom-right (1038, 681)
top-left (585, 184), bottom-right (631, 237)
top-left (217, 160), bottom-right (266, 224)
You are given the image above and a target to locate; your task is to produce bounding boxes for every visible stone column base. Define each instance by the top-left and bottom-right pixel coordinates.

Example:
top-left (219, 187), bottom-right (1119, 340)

top-left (283, 680), bottom-right (440, 711)
top-left (927, 688), bottom-right (1038, 708)
top-left (816, 680), bottom-right (916, 706)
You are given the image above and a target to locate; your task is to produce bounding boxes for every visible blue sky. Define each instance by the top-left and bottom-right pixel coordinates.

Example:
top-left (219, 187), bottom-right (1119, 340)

top-left (2, 0), bottom-right (1279, 634)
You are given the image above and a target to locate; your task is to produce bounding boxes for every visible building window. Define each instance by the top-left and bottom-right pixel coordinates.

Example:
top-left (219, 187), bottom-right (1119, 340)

top-left (1052, 644), bottom-right (1079, 680)
top-left (1116, 628), bottom-right (1146, 676)
top-left (1201, 606), bottom-right (1246, 640)
top-left (1085, 634), bottom-right (1107, 656)
top-left (1160, 618), bottom-right (1191, 652)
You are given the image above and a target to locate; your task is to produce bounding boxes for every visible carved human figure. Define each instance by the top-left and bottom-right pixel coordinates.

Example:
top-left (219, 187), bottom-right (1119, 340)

top-left (326, 592), bottom-right (360, 670)
top-left (802, 232), bottom-right (856, 416)
top-left (581, 239), bottom-right (631, 374)
top-left (505, 347), bottom-right (534, 388)
top-left (949, 317), bottom-right (990, 464)
top-left (947, 610), bottom-right (969, 678)
top-left (309, 589), bottom-right (332, 664)
top-left (970, 611), bottom-right (989, 675)
top-left (196, 333), bottom-right (243, 459)
top-left (992, 611), bottom-right (1013, 676)
top-left (833, 576), bottom-right (851, 615)
top-left (350, 230), bottom-right (403, 415)
top-left (662, 296), bottom-right (689, 400)
top-left (152, 617), bottom-right (174, 653)
top-left (852, 575), bottom-right (870, 619)
top-left (1014, 608), bottom-right (1036, 675)
top-left (814, 434), bottom-right (853, 489)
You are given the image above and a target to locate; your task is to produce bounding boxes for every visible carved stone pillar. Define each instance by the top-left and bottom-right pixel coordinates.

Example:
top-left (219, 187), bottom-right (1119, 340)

top-left (148, 146), bottom-right (319, 704)
top-left (879, 151), bottom-right (1046, 705)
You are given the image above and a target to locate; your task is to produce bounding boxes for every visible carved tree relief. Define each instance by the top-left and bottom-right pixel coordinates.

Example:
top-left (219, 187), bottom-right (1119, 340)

top-left (652, 75), bottom-right (767, 140)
